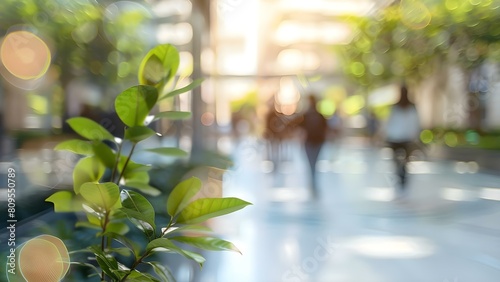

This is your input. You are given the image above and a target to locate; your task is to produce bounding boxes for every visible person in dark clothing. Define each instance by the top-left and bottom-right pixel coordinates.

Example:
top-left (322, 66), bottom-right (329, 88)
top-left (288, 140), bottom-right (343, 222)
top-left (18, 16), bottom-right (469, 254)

top-left (298, 95), bottom-right (328, 198)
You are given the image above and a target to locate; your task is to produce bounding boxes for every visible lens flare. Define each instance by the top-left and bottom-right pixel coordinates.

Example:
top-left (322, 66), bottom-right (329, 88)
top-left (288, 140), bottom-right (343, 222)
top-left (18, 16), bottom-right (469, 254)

top-left (1, 31), bottom-right (51, 80)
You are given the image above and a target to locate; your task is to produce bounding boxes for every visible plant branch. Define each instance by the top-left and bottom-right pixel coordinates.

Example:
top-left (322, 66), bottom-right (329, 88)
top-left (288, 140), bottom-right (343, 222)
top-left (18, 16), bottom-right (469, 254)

top-left (100, 212), bottom-right (110, 281)
top-left (116, 143), bottom-right (137, 185)
top-left (119, 249), bottom-right (152, 282)
top-left (111, 137), bottom-right (124, 182)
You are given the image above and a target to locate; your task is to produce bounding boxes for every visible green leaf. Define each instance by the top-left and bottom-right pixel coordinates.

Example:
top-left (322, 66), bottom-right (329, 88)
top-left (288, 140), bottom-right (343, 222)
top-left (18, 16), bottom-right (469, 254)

top-left (46, 191), bottom-right (84, 212)
top-left (163, 225), bottom-right (212, 235)
top-left (139, 44), bottom-right (180, 87)
top-left (80, 182), bottom-right (121, 212)
top-left (167, 177), bottom-right (202, 217)
top-left (120, 190), bottom-right (156, 229)
top-left (108, 233), bottom-right (142, 258)
top-left (54, 139), bottom-right (93, 155)
top-left (154, 111), bottom-right (192, 121)
top-left (147, 262), bottom-right (176, 282)
top-left (110, 247), bottom-right (133, 257)
top-left (123, 170), bottom-right (150, 183)
top-left (75, 221), bottom-right (101, 230)
top-left (67, 117), bottom-right (114, 141)
top-left (146, 238), bottom-right (205, 267)
top-left (170, 236), bottom-right (241, 254)
top-left (73, 156), bottom-right (105, 194)
top-left (177, 198), bottom-right (251, 224)
top-left (95, 256), bottom-right (120, 280)
top-left (125, 126), bottom-right (157, 143)
top-left (104, 222), bottom-right (130, 236)
top-left (126, 270), bottom-right (161, 282)
top-left (124, 181), bottom-right (161, 196)
top-left (161, 78), bottom-right (204, 100)
top-left (145, 147), bottom-right (188, 157)
top-left (115, 85), bottom-right (158, 127)
top-left (92, 141), bottom-right (116, 168)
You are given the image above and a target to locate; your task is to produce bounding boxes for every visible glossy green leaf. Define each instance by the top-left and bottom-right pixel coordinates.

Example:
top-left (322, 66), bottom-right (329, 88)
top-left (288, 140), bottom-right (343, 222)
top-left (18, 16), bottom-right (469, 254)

top-left (145, 147), bottom-right (188, 157)
top-left (154, 111), bottom-right (192, 121)
top-left (54, 139), bottom-right (93, 155)
top-left (139, 44), bottom-right (180, 87)
top-left (177, 198), bottom-right (252, 224)
top-left (92, 141), bottom-right (116, 168)
top-left (120, 190), bottom-right (156, 229)
top-left (115, 85), bottom-right (158, 127)
top-left (124, 181), bottom-right (161, 196)
top-left (67, 117), bottom-right (114, 141)
top-left (80, 182), bottom-right (121, 212)
top-left (146, 238), bottom-right (205, 267)
top-left (161, 78), bottom-right (204, 100)
top-left (73, 156), bottom-right (105, 194)
top-left (125, 126), bottom-right (157, 143)
top-left (170, 236), bottom-right (241, 254)
top-left (163, 224), bottom-right (212, 235)
top-left (147, 262), bottom-right (176, 282)
top-left (46, 191), bottom-right (83, 212)
top-left (167, 177), bottom-right (202, 217)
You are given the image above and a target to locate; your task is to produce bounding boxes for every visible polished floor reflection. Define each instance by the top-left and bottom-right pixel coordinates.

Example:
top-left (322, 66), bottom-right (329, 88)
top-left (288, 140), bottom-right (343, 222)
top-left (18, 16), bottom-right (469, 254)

top-left (190, 137), bottom-right (500, 282)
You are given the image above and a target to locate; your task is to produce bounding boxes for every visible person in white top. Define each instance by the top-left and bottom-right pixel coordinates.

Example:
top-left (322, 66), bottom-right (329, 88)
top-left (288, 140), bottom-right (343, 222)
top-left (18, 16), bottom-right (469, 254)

top-left (385, 85), bottom-right (421, 194)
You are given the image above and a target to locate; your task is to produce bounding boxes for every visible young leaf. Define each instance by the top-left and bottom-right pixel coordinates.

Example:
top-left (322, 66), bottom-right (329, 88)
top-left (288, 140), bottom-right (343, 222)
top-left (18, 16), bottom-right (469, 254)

top-left (73, 156), bottom-right (105, 194)
top-left (139, 44), bottom-right (180, 87)
top-left (170, 236), bottom-right (241, 254)
top-left (154, 111), bottom-right (192, 121)
top-left (124, 181), bottom-right (161, 196)
top-left (176, 198), bottom-right (251, 224)
top-left (125, 126), bottom-right (157, 143)
top-left (92, 141), bottom-right (116, 168)
top-left (54, 139), bottom-right (93, 155)
top-left (167, 177), bottom-right (202, 217)
top-left (46, 191), bottom-right (83, 212)
top-left (120, 190), bottom-right (156, 229)
top-left (67, 117), bottom-right (114, 141)
top-left (160, 78), bottom-right (204, 100)
top-left (146, 238), bottom-right (205, 267)
top-left (145, 147), bottom-right (188, 157)
top-left (80, 182), bottom-right (121, 212)
top-left (115, 85), bottom-right (158, 127)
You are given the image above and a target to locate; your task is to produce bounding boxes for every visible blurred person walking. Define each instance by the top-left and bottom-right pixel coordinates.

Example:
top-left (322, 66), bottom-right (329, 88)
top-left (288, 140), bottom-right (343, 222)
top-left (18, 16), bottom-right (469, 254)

top-left (385, 85), bottom-right (421, 198)
top-left (297, 95), bottom-right (328, 198)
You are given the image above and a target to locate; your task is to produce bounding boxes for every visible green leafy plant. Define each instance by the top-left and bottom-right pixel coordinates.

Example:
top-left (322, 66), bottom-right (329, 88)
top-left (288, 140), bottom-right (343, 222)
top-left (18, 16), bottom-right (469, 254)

top-left (40, 44), bottom-right (250, 281)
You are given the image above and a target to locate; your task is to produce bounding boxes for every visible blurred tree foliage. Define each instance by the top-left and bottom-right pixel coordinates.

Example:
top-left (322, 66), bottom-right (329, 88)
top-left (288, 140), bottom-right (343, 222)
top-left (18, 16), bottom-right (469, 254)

top-left (339, 0), bottom-right (500, 88)
top-left (0, 0), bottom-right (153, 103)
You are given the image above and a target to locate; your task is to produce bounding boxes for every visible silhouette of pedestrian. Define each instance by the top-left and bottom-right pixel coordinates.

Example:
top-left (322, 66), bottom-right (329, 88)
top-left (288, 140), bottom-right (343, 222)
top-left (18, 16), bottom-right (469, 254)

top-left (385, 85), bottom-right (421, 197)
top-left (297, 95), bottom-right (328, 198)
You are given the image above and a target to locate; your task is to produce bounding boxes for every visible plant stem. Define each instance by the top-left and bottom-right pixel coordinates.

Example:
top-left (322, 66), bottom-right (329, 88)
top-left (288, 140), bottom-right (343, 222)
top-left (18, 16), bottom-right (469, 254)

top-left (100, 212), bottom-right (110, 281)
top-left (111, 138), bottom-right (124, 182)
top-left (119, 250), bottom-right (152, 282)
top-left (116, 143), bottom-right (136, 185)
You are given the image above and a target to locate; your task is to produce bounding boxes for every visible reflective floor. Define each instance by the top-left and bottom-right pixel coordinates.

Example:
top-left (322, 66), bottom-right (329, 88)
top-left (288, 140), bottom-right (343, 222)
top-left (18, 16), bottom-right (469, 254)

top-left (191, 137), bottom-right (500, 282)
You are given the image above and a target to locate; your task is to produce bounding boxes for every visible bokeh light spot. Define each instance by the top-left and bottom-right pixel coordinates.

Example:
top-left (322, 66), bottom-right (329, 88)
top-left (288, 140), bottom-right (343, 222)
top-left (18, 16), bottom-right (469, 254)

top-left (444, 132), bottom-right (458, 147)
top-left (420, 129), bottom-right (433, 144)
top-left (1, 31), bottom-right (51, 80)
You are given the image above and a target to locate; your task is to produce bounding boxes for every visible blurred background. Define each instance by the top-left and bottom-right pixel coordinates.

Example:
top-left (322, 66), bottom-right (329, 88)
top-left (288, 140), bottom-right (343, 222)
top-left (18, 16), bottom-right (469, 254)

top-left (1, 0), bottom-right (500, 281)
